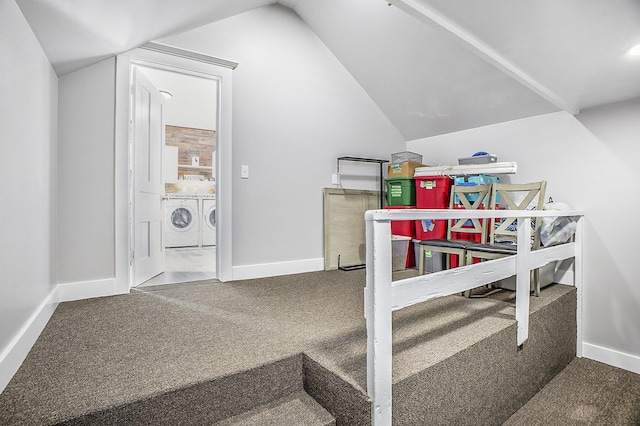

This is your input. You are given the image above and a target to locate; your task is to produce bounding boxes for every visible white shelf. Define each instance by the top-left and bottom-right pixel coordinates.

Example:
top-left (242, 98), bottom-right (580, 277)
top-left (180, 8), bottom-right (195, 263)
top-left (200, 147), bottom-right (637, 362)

top-left (178, 164), bottom-right (212, 170)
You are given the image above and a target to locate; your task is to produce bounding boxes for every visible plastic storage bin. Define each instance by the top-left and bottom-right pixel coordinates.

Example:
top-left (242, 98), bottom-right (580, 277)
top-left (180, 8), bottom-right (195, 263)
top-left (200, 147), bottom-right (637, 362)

top-left (413, 239), bottom-right (444, 272)
top-left (385, 206), bottom-right (416, 237)
top-left (453, 175), bottom-right (499, 204)
top-left (386, 177), bottom-right (416, 206)
top-left (391, 151), bottom-right (422, 165)
top-left (391, 235), bottom-right (411, 271)
top-left (458, 153), bottom-right (497, 165)
top-left (414, 176), bottom-right (451, 240)
top-left (386, 206), bottom-right (416, 268)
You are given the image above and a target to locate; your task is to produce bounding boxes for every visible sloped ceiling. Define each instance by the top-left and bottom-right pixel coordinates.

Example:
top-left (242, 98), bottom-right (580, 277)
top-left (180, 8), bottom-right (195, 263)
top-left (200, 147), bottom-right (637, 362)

top-left (15, 0), bottom-right (276, 75)
top-left (16, 0), bottom-right (640, 140)
top-left (293, 0), bottom-right (560, 140)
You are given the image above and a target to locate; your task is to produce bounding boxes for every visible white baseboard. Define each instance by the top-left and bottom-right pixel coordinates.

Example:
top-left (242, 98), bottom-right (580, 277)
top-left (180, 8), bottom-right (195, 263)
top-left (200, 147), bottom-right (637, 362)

top-left (57, 278), bottom-right (123, 302)
top-left (582, 342), bottom-right (640, 375)
top-left (232, 258), bottom-right (324, 281)
top-left (0, 288), bottom-right (58, 394)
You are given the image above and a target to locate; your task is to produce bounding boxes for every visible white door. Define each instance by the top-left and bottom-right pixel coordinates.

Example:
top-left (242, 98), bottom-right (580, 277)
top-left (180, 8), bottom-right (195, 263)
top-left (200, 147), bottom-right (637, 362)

top-left (132, 67), bottom-right (166, 286)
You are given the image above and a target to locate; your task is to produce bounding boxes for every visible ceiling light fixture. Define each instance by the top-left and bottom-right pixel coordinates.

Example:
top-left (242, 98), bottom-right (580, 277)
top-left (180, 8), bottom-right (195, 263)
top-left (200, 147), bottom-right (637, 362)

top-left (159, 90), bottom-right (173, 100)
top-left (628, 43), bottom-right (640, 56)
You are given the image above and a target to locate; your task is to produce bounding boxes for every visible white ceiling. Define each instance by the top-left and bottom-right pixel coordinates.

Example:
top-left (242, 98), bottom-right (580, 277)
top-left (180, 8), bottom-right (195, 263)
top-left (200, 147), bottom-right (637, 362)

top-left (16, 0), bottom-right (640, 140)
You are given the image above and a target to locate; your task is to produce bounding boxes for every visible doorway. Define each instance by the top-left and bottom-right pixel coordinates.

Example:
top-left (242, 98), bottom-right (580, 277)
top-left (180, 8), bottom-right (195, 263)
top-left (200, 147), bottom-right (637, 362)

top-left (114, 47), bottom-right (234, 293)
top-left (135, 64), bottom-right (218, 287)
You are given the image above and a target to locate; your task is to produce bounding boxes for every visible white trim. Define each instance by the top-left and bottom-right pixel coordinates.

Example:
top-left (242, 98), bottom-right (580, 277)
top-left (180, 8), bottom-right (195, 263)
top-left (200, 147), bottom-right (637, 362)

top-left (0, 289), bottom-right (58, 394)
top-left (582, 342), bottom-right (640, 375)
top-left (56, 278), bottom-right (122, 303)
top-left (232, 258), bottom-right (324, 281)
top-left (140, 42), bottom-right (238, 70)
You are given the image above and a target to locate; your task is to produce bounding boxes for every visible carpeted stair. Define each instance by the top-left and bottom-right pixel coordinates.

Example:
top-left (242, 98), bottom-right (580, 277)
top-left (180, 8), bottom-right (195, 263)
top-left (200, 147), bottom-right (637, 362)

top-left (213, 391), bottom-right (335, 426)
top-left (52, 354), bottom-right (335, 425)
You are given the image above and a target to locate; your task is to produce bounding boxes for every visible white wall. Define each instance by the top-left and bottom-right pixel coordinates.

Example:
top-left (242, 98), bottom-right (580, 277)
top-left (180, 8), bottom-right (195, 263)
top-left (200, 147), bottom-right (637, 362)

top-left (57, 58), bottom-right (116, 287)
top-left (160, 5), bottom-right (405, 276)
top-left (407, 100), bottom-right (640, 373)
top-left (0, 0), bottom-right (58, 391)
top-left (136, 65), bottom-right (218, 131)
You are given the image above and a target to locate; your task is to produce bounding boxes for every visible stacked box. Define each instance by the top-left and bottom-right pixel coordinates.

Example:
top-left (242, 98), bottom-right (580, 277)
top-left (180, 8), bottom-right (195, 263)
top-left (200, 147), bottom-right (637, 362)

top-left (387, 161), bottom-right (424, 178)
top-left (386, 177), bottom-right (415, 206)
top-left (414, 176), bottom-right (452, 240)
top-left (391, 151), bottom-right (422, 165)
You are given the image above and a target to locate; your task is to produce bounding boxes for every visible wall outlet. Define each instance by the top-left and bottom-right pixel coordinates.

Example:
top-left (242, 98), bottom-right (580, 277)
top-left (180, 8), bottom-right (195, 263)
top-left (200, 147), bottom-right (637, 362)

top-left (241, 165), bottom-right (249, 179)
top-left (332, 173), bottom-right (340, 185)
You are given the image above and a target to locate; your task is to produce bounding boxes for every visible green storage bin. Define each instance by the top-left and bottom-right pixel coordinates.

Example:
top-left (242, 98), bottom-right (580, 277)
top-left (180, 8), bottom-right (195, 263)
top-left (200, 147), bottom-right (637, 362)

top-left (386, 177), bottom-right (415, 206)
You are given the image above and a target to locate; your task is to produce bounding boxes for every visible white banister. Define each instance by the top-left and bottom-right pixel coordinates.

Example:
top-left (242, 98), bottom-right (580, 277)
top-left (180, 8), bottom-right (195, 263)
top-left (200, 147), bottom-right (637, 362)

top-left (516, 217), bottom-right (532, 347)
top-left (365, 217), bottom-right (393, 425)
top-left (364, 209), bottom-right (584, 426)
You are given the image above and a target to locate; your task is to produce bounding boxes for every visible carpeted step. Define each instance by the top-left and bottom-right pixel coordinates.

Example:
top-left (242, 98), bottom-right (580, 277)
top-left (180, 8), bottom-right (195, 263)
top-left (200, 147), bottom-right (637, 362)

top-left (213, 391), bottom-right (335, 426)
top-left (52, 354), bottom-right (307, 425)
top-left (302, 284), bottom-right (577, 426)
top-left (503, 357), bottom-right (640, 425)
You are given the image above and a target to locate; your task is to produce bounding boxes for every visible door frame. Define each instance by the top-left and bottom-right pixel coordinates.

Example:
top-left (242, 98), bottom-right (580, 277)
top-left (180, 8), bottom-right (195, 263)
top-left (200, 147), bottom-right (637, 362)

top-left (114, 47), bottom-right (234, 293)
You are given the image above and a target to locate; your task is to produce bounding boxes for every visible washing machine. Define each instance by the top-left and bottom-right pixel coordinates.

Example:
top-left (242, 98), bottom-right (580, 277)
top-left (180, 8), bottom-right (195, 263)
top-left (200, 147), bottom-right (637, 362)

top-left (201, 196), bottom-right (216, 246)
top-left (165, 196), bottom-right (200, 248)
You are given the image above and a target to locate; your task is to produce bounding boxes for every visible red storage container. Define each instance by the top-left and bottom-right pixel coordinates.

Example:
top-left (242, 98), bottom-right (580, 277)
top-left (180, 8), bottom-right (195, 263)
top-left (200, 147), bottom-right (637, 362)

top-left (415, 218), bottom-right (447, 240)
top-left (414, 176), bottom-right (452, 241)
top-left (385, 206), bottom-right (416, 238)
top-left (385, 206), bottom-right (416, 268)
top-left (415, 176), bottom-right (452, 208)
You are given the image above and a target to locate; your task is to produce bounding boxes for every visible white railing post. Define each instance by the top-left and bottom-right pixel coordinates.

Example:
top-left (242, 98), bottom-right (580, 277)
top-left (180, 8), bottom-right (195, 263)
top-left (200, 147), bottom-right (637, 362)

top-left (574, 215), bottom-right (584, 357)
top-left (515, 216), bottom-right (531, 347)
top-left (365, 216), bottom-right (393, 426)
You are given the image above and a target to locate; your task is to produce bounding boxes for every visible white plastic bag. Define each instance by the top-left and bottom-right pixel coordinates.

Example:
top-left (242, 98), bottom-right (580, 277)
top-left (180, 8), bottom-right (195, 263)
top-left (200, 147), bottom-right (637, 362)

top-left (540, 201), bottom-right (577, 247)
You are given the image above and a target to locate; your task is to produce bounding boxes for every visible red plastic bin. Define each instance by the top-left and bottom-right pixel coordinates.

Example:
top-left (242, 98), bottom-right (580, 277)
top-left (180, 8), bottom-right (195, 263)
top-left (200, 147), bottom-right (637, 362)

top-left (415, 176), bottom-right (452, 208)
top-left (385, 206), bottom-right (416, 268)
top-left (414, 176), bottom-right (452, 241)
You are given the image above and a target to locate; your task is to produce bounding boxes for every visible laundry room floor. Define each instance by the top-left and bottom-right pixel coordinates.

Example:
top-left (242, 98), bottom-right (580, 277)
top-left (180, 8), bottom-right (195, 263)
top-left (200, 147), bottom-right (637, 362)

top-left (138, 247), bottom-right (217, 287)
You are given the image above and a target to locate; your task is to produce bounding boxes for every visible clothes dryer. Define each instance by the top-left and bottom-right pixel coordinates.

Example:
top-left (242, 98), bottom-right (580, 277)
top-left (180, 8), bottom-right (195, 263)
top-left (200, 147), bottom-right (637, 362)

top-left (165, 197), bottom-right (200, 248)
top-left (202, 197), bottom-right (216, 246)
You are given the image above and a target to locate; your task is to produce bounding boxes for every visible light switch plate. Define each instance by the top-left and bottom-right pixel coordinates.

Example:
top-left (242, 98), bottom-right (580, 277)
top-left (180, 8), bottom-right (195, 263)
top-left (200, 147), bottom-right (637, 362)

top-left (241, 165), bottom-right (249, 179)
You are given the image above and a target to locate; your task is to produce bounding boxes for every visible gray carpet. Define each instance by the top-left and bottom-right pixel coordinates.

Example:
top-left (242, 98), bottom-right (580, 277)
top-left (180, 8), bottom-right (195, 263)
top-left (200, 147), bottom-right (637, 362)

top-left (0, 269), bottom-right (635, 425)
top-left (505, 357), bottom-right (640, 425)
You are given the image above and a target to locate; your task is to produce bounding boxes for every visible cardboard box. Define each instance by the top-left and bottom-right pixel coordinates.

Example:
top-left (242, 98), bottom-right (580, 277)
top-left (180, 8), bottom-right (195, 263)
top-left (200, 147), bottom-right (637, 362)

top-left (387, 161), bottom-right (425, 178)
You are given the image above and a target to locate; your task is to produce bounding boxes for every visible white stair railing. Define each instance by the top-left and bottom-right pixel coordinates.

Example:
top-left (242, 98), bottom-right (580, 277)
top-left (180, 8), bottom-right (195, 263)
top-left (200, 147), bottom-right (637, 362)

top-left (364, 208), bottom-right (584, 426)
